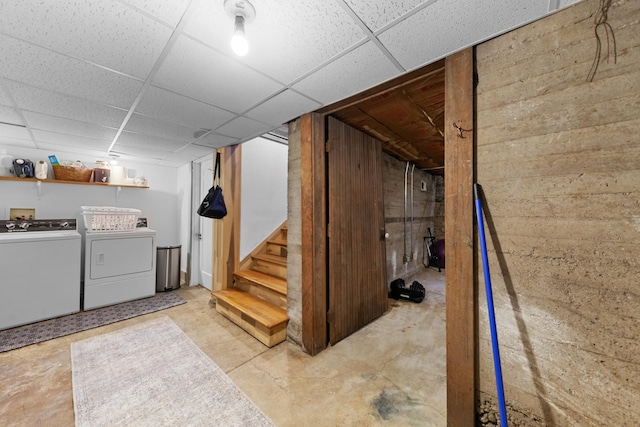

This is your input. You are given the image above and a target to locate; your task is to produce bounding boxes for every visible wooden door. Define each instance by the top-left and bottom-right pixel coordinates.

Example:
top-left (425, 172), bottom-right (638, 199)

top-left (327, 116), bottom-right (388, 344)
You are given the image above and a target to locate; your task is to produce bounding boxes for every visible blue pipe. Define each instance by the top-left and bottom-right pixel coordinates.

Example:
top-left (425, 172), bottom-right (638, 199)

top-left (474, 183), bottom-right (508, 427)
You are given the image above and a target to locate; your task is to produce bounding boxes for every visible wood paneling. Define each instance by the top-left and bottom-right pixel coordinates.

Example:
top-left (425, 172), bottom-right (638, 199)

top-left (300, 113), bottom-right (328, 355)
top-left (444, 48), bottom-right (475, 426)
top-left (327, 117), bottom-right (388, 344)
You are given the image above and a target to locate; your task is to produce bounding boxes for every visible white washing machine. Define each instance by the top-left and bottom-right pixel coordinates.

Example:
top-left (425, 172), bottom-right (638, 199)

top-left (0, 219), bottom-right (81, 331)
top-left (82, 227), bottom-right (157, 310)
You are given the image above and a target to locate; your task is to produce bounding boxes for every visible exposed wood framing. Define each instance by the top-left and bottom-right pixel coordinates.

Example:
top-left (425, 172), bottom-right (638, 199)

top-left (444, 48), bottom-right (476, 426)
top-left (300, 112), bottom-right (327, 355)
top-left (214, 144), bottom-right (242, 295)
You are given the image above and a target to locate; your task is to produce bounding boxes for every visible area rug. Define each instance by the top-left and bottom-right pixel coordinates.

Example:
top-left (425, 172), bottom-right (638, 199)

top-left (71, 316), bottom-right (275, 427)
top-left (0, 292), bottom-right (185, 353)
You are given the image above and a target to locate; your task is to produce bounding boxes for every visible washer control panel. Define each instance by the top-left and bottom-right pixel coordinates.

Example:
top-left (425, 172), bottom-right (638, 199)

top-left (0, 219), bottom-right (77, 233)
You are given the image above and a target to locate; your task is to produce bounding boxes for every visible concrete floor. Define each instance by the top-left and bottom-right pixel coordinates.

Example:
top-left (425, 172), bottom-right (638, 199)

top-left (0, 268), bottom-right (445, 426)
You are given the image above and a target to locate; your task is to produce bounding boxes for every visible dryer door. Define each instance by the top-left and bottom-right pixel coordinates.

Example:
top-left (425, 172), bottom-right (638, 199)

top-left (89, 235), bottom-right (154, 280)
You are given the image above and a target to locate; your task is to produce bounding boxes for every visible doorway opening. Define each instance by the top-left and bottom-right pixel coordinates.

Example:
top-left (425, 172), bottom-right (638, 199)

top-left (295, 48), bottom-right (475, 423)
top-left (190, 153), bottom-right (215, 291)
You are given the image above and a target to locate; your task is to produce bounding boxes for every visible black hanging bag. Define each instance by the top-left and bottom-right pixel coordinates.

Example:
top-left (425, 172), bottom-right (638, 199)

top-left (197, 152), bottom-right (227, 219)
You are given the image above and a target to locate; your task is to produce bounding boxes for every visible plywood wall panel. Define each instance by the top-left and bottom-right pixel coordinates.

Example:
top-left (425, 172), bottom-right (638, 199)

top-left (475, 0), bottom-right (640, 425)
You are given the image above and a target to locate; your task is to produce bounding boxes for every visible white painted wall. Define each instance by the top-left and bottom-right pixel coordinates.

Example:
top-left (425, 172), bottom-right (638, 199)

top-left (0, 146), bottom-right (179, 246)
top-left (1, 139), bottom-right (288, 278)
top-left (240, 137), bottom-right (288, 259)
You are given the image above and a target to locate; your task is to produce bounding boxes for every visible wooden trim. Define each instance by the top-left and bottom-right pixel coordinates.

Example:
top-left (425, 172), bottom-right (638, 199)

top-left (0, 175), bottom-right (148, 188)
top-left (300, 112), bottom-right (328, 355)
top-left (214, 145), bottom-right (242, 294)
top-left (444, 47), bottom-right (475, 426)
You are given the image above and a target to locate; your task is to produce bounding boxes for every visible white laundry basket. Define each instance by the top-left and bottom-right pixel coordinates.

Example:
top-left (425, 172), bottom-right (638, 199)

top-left (81, 206), bottom-right (141, 232)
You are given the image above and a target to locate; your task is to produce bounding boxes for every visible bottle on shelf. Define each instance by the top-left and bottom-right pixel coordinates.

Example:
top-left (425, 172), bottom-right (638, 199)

top-left (93, 160), bottom-right (111, 183)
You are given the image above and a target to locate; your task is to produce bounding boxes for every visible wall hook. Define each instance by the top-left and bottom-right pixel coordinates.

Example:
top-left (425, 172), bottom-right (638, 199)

top-left (453, 121), bottom-right (473, 138)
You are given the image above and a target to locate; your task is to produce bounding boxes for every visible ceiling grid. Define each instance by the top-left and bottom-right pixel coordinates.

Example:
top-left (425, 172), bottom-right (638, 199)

top-left (0, 0), bottom-right (581, 167)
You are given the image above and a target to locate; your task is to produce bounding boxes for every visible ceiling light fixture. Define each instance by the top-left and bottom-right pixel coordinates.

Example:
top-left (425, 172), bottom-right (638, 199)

top-left (108, 153), bottom-right (120, 165)
top-left (224, 0), bottom-right (256, 57)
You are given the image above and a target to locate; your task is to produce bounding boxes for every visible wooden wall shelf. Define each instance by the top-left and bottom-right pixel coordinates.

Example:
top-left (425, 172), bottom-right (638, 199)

top-left (0, 175), bottom-right (149, 189)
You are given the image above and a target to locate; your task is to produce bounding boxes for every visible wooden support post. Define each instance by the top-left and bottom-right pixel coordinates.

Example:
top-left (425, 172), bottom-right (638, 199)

top-left (445, 47), bottom-right (476, 426)
top-left (215, 144), bottom-right (242, 295)
top-left (300, 112), bottom-right (327, 355)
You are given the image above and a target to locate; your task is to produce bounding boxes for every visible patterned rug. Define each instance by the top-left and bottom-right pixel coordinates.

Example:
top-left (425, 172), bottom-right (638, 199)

top-left (72, 317), bottom-right (275, 426)
top-left (0, 292), bottom-right (186, 353)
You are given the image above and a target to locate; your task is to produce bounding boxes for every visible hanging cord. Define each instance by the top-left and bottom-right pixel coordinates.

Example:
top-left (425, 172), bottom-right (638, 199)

top-left (587, 0), bottom-right (617, 82)
top-left (403, 162), bottom-right (409, 263)
top-left (410, 163), bottom-right (415, 261)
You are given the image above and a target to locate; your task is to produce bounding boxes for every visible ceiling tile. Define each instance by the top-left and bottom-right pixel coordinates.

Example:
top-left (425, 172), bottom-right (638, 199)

top-left (135, 86), bottom-right (236, 130)
top-left (4, 81), bottom-right (128, 128)
top-left (124, 113), bottom-right (201, 142)
top-left (185, 0), bottom-right (367, 83)
top-left (0, 36), bottom-right (144, 109)
top-left (122, 0), bottom-right (191, 27)
top-left (292, 41), bottom-right (400, 105)
top-left (342, 0), bottom-right (429, 32)
top-left (35, 142), bottom-right (116, 162)
top-left (244, 90), bottom-right (321, 126)
top-left (174, 143), bottom-right (214, 159)
top-left (215, 116), bottom-right (271, 140)
top-left (0, 84), bottom-right (12, 106)
top-left (178, 143), bottom-right (215, 155)
top-left (0, 0), bottom-right (173, 79)
top-left (557, 0), bottom-right (582, 10)
top-left (153, 35), bottom-right (283, 113)
top-left (0, 136), bottom-right (37, 150)
top-left (0, 123), bottom-right (31, 140)
top-left (110, 143), bottom-right (173, 160)
top-left (0, 106), bottom-right (23, 126)
top-left (31, 130), bottom-right (111, 151)
top-left (23, 112), bottom-right (117, 141)
top-left (195, 133), bottom-right (238, 149)
top-left (378, 0), bottom-right (549, 70)
top-left (117, 131), bottom-right (191, 152)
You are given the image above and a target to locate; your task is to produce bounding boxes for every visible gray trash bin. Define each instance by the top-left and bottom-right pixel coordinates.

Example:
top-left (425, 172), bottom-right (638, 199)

top-left (156, 245), bottom-right (181, 292)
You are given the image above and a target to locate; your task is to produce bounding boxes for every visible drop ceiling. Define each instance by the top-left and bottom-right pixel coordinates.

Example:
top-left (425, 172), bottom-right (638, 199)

top-left (0, 0), bottom-right (580, 168)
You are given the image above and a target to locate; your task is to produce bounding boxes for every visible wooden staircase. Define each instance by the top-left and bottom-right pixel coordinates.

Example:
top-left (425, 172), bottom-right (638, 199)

top-left (213, 223), bottom-right (289, 347)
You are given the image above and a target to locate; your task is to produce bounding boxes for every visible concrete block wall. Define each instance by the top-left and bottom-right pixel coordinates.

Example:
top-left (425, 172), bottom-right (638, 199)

top-left (475, 0), bottom-right (640, 425)
top-left (286, 119), bottom-right (303, 346)
top-left (382, 153), bottom-right (444, 284)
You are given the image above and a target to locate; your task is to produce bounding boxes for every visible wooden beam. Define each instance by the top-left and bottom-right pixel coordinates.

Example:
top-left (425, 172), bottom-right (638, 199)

top-left (300, 112), bottom-right (327, 355)
top-left (215, 144), bottom-right (242, 295)
top-left (317, 59), bottom-right (445, 115)
top-left (445, 47), bottom-right (476, 426)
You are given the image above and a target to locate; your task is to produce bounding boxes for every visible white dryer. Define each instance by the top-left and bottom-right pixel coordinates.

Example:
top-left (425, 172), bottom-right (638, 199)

top-left (82, 228), bottom-right (156, 310)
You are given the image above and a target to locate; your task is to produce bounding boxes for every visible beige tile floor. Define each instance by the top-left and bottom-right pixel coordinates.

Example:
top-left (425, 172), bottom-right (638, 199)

top-left (0, 269), bottom-right (445, 426)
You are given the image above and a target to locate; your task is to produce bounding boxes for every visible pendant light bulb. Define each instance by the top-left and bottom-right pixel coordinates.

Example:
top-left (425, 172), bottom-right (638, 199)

top-left (231, 15), bottom-right (249, 56)
top-left (224, 0), bottom-right (255, 57)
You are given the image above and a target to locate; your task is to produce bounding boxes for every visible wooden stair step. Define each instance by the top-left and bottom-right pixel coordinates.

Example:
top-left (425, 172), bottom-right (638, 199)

top-left (252, 253), bottom-right (287, 280)
top-left (235, 270), bottom-right (287, 295)
top-left (267, 237), bottom-right (287, 246)
top-left (213, 289), bottom-right (289, 347)
top-left (253, 253), bottom-right (287, 265)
